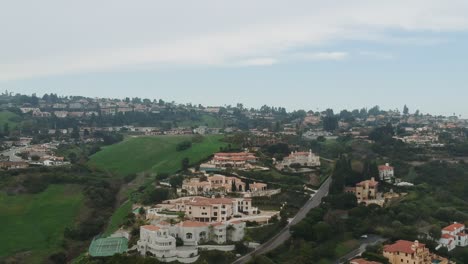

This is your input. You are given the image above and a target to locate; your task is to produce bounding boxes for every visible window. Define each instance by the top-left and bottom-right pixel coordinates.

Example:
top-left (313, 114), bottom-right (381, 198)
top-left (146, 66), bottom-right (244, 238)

top-left (186, 233), bottom-right (193, 239)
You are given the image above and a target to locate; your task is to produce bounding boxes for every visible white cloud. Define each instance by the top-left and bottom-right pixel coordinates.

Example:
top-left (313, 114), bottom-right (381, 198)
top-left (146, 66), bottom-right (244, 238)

top-left (291, 52), bottom-right (349, 61)
top-left (1, 0), bottom-right (468, 80)
top-left (238, 58), bottom-right (278, 66)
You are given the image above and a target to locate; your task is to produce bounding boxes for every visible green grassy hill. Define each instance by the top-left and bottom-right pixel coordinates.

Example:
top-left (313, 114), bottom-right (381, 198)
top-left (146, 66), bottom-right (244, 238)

top-left (0, 110), bottom-right (20, 132)
top-left (88, 135), bottom-right (228, 176)
top-left (0, 184), bottom-right (84, 263)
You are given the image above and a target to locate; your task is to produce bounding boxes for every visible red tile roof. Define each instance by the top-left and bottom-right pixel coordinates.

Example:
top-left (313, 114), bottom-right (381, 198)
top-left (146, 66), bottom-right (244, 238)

top-left (383, 240), bottom-right (425, 254)
top-left (356, 179), bottom-right (378, 187)
top-left (442, 223), bottom-right (465, 232)
top-left (141, 225), bottom-right (160, 231)
top-left (215, 152), bottom-right (253, 157)
top-left (441, 234), bottom-right (456, 239)
top-left (178, 221), bottom-right (209, 228)
top-left (378, 165), bottom-right (393, 170)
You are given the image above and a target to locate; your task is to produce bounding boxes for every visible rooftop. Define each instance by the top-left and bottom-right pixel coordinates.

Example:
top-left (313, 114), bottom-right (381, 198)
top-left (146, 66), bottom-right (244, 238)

top-left (442, 223), bottom-right (465, 232)
top-left (141, 225), bottom-right (160, 231)
top-left (383, 240), bottom-right (425, 254)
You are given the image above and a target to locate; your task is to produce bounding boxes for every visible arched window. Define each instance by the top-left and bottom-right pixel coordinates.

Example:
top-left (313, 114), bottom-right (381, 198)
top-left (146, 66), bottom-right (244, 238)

top-left (186, 233), bottom-right (193, 239)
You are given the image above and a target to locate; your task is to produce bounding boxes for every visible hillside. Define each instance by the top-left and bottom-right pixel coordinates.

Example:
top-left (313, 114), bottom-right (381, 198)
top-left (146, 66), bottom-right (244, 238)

top-left (0, 184), bottom-right (84, 263)
top-left (0, 110), bottom-right (20, 132)
top-left (88, 135), bottom-right (228, 176)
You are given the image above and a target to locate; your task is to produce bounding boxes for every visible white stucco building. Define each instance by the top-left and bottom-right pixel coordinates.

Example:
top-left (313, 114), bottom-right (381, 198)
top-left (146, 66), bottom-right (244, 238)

top-left (137, 225), bottom-right (199, 263)
top-left (275, 150), bottom-right (320, 170)
top-left (137, 220), bottom-right (245, 262)
top-left (439, 222), bottom-right (468, 251)
top-left (378, 163), bottom-right (395, 182)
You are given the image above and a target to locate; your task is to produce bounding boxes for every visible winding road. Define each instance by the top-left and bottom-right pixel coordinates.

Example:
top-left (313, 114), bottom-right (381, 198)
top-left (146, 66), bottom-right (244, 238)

top-left (232, 176), bottom-right (332, 264)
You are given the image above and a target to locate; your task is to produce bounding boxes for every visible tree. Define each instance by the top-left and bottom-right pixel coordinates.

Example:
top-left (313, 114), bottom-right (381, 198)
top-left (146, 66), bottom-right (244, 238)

top-left (176, 141), bottom-right (192, 151)
top-left (323, 116), bottom-right (338, 132)
top-left (231, 180), bottom-right (237, 192)
top-left (139, 207), bottom-right (146, 215)
top-left (403, 105), bottom-right (409, 115)
top-left (181, 157), bottom-right (190, 171)
top-left (68, 152), bottom-right (78, 164)
top-left (31, 155), bottom-right (40, 161)
top-left (169, 175), bottom-right (184, 188)
top-left (141, 188), bottom-right (169, 205)
top-left (71, 126), bottom-right (80, 139)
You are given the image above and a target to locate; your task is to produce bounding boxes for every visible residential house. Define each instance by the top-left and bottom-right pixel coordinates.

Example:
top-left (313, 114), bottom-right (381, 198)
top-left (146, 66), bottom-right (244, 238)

top-left (383, 240), bottom-right (452, 264)
top-left (379, 163), bottom-right (395, 183)
top-left (53, 111), bottom-right (68, 118)
top-left (152, 220), bottom-right (246, 246)
top-left (346, 177), bottom-right (384, 206)
top-left (137, 225), bottom-right (199, 263)
top-left (148, 196), bottom-right (258, 222)
top-left (209, 152), bottom-right (257, 169)
top-left (0, 161), bottom-right (29, 170)
top-left (439, 222), bottom-right (468, 251)
top-left (181, 175), bottom-right (247, 195)
top-left (275, 150), bottom-right (320, 170)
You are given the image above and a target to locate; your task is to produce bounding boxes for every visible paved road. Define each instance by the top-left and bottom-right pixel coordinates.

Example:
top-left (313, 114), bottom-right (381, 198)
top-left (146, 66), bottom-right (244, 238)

top-left (232, 177), bottom-right (332, 264)
top-left (334, 235), bottom-right (386, 264)
top-left (0, 146), bottom-right (27, 162)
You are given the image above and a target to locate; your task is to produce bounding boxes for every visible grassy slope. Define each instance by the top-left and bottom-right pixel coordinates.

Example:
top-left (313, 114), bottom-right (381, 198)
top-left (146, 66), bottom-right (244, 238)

top-left (0, 110), bottom-right (19, 132)
top-left (91, 135), bottom-right (228, 235)
top-left (88, 135), bottom-right (228, 176)
top-left (103, 200), bottom-right (132, 236)
top-left (0, 184), bottom-right (84, 263)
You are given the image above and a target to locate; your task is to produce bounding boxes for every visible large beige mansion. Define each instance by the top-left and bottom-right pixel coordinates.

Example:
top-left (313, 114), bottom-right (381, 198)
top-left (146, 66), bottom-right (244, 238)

top-left (383, 240), bottom-right (453, 264)
top-left (181, 174), bottom-right (267, 195)
top-left (275, 150), bottom-right (320, 170)
top-left (200, 151), bottom-right (257, 171)
top-left (147, 196), bottom-right (259, 222)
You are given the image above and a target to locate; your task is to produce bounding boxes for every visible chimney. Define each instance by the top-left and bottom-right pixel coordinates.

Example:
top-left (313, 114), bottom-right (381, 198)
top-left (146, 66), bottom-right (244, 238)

top-left (371, 177), bottom-right (375, 182)
top-left (385, 163), bottom-right (389, 166)
top-left (414, 240), bottom-right (419, 249)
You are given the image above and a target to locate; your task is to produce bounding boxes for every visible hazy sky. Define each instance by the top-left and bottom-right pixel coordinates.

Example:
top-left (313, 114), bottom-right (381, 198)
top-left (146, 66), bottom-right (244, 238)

top-left (1, 1), bottom-right (468, 116)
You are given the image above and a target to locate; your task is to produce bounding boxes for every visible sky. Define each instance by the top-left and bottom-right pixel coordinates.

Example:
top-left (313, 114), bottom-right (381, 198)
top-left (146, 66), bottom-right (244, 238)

top-left (1, 0), bottom-right (468, 117)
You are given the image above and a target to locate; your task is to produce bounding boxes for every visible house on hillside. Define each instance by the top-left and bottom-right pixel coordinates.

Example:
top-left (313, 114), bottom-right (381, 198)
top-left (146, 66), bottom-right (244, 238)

top-left (137, 224), bottom-right (199, 263)
top-left (378, 163), bottom-right (394, 183)
top-left (439, 222), bottom-right (468, 251)
top-left (275, 150), bottom-right (320, 170)
top-left (383, 240), bottom-right (453, 264)
top-left (346, 177), bottom-right (384, 206)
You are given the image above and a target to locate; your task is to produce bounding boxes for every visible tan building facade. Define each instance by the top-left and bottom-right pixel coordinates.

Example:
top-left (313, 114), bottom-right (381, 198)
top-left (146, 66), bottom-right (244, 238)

top-left (383, 240), bottom-right (452, 264)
